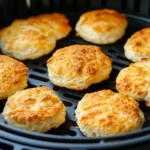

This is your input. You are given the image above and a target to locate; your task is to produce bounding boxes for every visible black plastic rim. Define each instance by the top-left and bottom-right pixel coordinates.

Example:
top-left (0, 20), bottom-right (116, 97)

top-left (1, 13), bottom-right (150, 149)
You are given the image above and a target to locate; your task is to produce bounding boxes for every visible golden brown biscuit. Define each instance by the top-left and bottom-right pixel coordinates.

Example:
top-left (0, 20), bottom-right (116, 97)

top-left (2, 86), bottom-right (66, 133)
top-left (47, 45), bottom-right (112, 90)
top-left (116, 58), bottom-right (150, 107)
top-left (0, 27), bottom-right (6, 41)
top-left (124, 28), bottom-right (150, 62)
top-left (0, 19), bottom-right (56, 60)
top-left (0, 55), bottom-right (28, 100)
top-left (75, 9), bottom-right (128, 44)
top-left (29, 13), bottom-right (72, 40)
top-left (75, 89), bottom-right (144, 137)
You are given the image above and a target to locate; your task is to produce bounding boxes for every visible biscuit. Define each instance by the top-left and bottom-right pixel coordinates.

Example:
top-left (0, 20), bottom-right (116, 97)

top-left (116, 58), bottom-right (150, 107)
top-left (0, 27), bottom-right (6, 41)
top-left (0, 19), bottom-right (56, 60)
top-left (0, 55), bottom-right (28, 100)
top-left (75, 9), bottom-right (128, 44)
top-left (124, 28), bottom-right (150, 62)
top-left (47, 45), bottom-right (112, 90)
top-left (29, 13), bottom-right (72, 40)
top-left (75, 89), bottom-right (144, 137)
top-left (2, 86), bottom-right (66, 133)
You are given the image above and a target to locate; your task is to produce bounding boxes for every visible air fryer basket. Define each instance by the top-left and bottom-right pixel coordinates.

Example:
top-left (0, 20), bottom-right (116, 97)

top-left (1, 0), bottom-right (150, 149)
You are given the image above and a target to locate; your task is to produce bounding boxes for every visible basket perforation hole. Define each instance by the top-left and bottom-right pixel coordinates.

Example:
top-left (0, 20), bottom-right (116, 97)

top-left (33, 68), bottom-right (47, 74)
top-left (71, 39), bottom-right (84, 45)
top-left (110, 68), bottom-right (119, 77)
top-left (53, 85), bottom-right (60, 91)
top-left (112, 61), bottom-right (128, 68)
top-left (72, 41), bottom-right (79, 45)
top-left (33, 62), bottom-right (39, 65)
top-left (108, 49), bottom-right (116, 54)
top-left (117, 56), bottom-right (130, 62)
top-left (28, 83), bottom-right (37, 88)
top-left (62, 100), bottom-right (73, 107)
top-left (66, 120), bottom-right (77, 127)
top-left (0, 142), bottom-right (13, 150)
top-left (64, 93), bottom-right (81, 100)
top-left (74, 106), bottom-right (77, 116)
top-left (66, 130), bottom-right (77, 136)
top-left (42, 64), bottom-right (46, 67)
top-left (29, 74), bottom-right (49, 82)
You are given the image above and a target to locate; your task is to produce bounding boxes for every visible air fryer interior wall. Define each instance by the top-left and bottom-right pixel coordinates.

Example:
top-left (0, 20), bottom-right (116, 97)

top-left (0, 0), bottom-right (150, 150)
top-left (1, 0), bottom-right (150, 27)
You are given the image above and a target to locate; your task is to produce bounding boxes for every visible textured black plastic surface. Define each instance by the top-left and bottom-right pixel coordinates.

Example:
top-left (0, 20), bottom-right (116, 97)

top-left (0, 12), bottom-right (150, 150)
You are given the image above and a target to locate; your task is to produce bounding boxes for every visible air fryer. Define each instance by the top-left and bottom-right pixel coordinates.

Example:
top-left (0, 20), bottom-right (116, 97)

top-left (0, 0), bottom-right (150, 150)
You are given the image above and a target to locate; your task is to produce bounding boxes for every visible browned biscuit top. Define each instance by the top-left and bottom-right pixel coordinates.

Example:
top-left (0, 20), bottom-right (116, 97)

top-left (28, 13), bottom-right (72, 40)
top-left (125, 28), bottom-right (150, 56)
top-left (2, 86), bottom-right (65, 123)
top-left (47, 44), bottom-right (111, 77)
top-left (75, 89), bottom-right (144, 136)
top-left (0, 55), bottom-right (28, 99)
top-left (116, 58), bottom-right (150, 104)
top-left (79, 9), bottom-right (127, 33)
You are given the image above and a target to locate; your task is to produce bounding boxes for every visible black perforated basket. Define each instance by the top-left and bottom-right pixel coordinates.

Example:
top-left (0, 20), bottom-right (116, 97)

top-left (1, 0), bottom-right (150, 150)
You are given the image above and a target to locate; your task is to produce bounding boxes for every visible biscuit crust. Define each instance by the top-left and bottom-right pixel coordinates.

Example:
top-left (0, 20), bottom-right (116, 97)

top-left (2, 86), bottom-right (66, 133)
top-left (47, 45), bottom-right (112, 90)
top-left (75, 9), bottom-right (128, 44)
top-left (29, 13), bottom-right (72, 40)
top-left (75, 90), bottom-right (144, 136)
top-left (0, 19), bottom-right (56, 60)
top-left (116, 58), bottom-right (150, 107)
top-left (124, 28), bottom-right (150, 62)
top-left (0, 55), bottom-right (28, 100)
